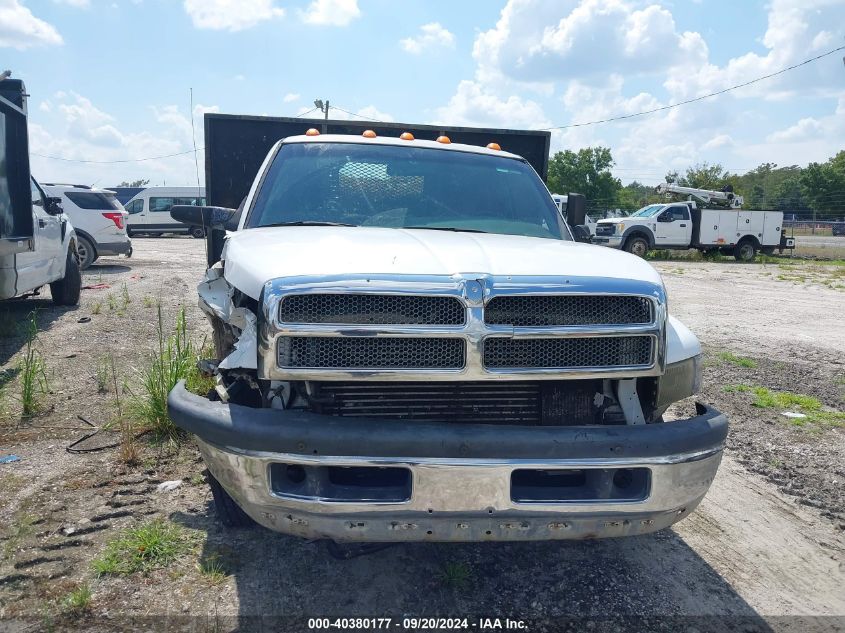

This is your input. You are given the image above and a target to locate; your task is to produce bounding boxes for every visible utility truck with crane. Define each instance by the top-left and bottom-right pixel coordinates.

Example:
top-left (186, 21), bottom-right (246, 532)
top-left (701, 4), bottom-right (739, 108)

top-left (594, 183), bottom-right (795, 261)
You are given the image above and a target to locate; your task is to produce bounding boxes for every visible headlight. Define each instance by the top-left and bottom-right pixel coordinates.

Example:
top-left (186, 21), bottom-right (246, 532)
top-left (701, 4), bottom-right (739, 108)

top-left (617, 223), bottom-right (625, 234)
top-left (656, 354), bottom-right (702, 411)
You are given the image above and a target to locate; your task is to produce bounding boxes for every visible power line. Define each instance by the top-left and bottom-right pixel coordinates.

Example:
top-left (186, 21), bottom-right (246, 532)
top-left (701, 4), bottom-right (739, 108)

top-left (295, 106), bottom-right (320, 118)
top-left (539, 45), bottom-right (845, 131)
top-left (31, 148), bottom-right (202, 164)
top-left (330, 105), bottom-right (380, 122)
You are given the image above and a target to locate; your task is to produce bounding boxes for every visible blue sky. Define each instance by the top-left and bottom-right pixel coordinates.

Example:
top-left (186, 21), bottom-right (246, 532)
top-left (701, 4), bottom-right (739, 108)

top-left (2, 0), bottom-right (843, 187)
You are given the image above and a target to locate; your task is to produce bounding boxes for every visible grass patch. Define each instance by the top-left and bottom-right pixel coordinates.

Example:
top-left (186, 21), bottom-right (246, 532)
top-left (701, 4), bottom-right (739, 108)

top-left (92, 519), bottom-right (188, 576)
top-left (2, 513), bottom-right (36, 562)
top-left (107, 294), bottom-right (117, 311)
top-left (723, 384), bottom-right (844, 429)
top-left (718, 351), bottom-right (757, 368)
top-left (58, 584), bottom-right (92, 614)
top-left (18, 312), bottom-right (49, 416)
top-left (142, 296), bottom-right (155, 308)
top-left (91, 301), bottom-right (102, 315)
top-left (198, 552), bottom-right (231, 586)
top-left (129, 306), bottom-right (204, 442)
top-left (439, 561), bottom-right (472, 589)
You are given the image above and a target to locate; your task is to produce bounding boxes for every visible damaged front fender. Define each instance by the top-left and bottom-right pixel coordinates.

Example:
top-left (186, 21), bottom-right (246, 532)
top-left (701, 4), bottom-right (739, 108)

top-left (198, 265), bottom-right (257, 370)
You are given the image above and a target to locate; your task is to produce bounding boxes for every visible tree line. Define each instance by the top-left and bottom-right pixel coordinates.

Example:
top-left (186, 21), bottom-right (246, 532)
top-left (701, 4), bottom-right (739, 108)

top-left (546, 148), bottom-right (845, 219)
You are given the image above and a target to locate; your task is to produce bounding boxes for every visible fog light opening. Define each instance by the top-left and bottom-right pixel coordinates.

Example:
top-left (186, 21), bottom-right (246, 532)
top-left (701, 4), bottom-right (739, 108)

top-left (613, 468), bottom-right (634, 489)
top-left (286, 465), bottom-right (306, 484)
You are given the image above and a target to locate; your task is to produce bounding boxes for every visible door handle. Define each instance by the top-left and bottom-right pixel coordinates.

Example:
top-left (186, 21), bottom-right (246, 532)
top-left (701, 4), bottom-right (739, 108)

top-left (679, 223), bottom-right (687, 227)
top-left (38, 218), bottom-right (47, 228)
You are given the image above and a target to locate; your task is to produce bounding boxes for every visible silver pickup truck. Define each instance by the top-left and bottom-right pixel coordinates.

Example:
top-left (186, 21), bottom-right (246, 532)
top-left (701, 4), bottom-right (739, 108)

top-left (168, 131), bottom-right (727, 544)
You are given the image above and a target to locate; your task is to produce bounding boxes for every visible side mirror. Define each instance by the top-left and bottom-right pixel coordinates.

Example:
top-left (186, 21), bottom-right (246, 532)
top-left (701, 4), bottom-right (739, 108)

top-left (571, 224), bottom-right (592, 243)
top-left (170, 205), bottom-right (240, 232)
top-left (45, 196), bottom-right (64, 216)
top-left (565, 192), bottom-right (586, 227)
top-left (658, 212), bottom-right (672, 222)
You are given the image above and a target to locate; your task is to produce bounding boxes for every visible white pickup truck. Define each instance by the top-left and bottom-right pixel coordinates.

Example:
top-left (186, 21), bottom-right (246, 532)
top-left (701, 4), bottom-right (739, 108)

top-left (167, 130), bottom-right (727, 546)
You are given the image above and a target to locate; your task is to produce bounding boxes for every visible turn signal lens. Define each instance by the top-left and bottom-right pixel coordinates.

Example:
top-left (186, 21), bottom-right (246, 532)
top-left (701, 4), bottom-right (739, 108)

top-left (400, 132), bottom-right (415, 141)
top-left (305, 128), bottom-right (320, 136)
top-left (487, 142), bottom-right (501, 151)
top-left (363, 130), bottom-right (377, 138)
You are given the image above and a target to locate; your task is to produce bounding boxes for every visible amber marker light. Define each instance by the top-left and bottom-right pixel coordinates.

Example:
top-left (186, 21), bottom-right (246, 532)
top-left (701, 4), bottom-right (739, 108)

top-left (487, 142), bottom-right (501, 151)
top-left (436, 135), bottom-right (451, 144)
top-left (362, 130), bottom-right (377, 138)
top-left (400, 132), bottom-right (415, 141)
top-left (305, 128), bottom-right (320, 136)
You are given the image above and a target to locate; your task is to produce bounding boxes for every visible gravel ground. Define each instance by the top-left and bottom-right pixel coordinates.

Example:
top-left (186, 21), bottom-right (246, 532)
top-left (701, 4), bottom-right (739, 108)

top-left (0, 238), bottom-right (843, 630)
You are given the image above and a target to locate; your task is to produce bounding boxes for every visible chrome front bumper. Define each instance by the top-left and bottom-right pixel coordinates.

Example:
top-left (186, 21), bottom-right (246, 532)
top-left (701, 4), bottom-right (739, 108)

top-left (169, 382), bottom-right (727, 542)
top-left (197, 439), bottom-right (722, 542)
top-left (592, 235), bottom-right (624, 248)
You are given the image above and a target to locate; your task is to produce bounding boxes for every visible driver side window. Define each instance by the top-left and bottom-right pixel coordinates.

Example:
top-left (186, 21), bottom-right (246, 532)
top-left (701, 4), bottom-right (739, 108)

top-left (668, 206), bottom-right (690, 221)
top-left (126, 199), bottom-right (144, 214)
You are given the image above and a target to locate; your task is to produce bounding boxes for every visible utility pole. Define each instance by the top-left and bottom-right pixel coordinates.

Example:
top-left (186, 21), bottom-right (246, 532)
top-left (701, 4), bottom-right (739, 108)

top-left (314, 99), bottom-right (330, 120)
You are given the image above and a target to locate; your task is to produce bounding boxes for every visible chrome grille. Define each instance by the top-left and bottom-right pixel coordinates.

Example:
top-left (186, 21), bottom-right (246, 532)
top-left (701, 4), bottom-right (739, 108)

top-left (278, 337), bottom-right (465, 370)
top-left (279, 294), bottom-right (465, 325)
top-left (485, 295), bottom-right (652, 326)
top-left (595, 225), bottom-right (615, 236)
top-left (484, 336), bottom-right (653, 369)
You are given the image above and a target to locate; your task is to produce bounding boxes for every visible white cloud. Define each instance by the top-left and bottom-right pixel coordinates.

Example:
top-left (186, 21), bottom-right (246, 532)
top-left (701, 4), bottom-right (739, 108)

top-left (283, 92), bottom-right (301, 103)
top-left (355, 105), bottom-right (394, 122)
top-left (183, 0), bottom-right (284, 31)
top-left (39, 100), bottom-right (52, 112)
top-left (400, 22), bottom-right (455, 55)
top-left (0, 0), bottom-right (63, 49)
top-left (435, 80), bottom-right (550, 129)
top-left (52, 0), bottom-right (90, 7)
top-left (299, 0), bottom-right (360, 27)
top-left (234, 74), bottom-right (246, 81)
top-left (766, 97), bottom-right (844, 144)
top-left (702, 134), bottom-right (734, 150)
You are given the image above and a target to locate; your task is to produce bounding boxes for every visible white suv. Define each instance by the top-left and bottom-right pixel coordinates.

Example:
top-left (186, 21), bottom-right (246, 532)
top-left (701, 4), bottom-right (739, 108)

top-left (43, 185), bottom-right (132, 269)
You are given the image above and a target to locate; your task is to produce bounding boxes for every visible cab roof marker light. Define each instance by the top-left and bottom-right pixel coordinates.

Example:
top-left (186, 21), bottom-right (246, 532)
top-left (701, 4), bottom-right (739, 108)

top-left (437, 135), bottom-right (451, 144)
top-left (362, 130), bottom-right (377, 138)
top-left (400, 132), bottom-right (415, 141)
top-left (305, 128), bottom-right (320, 136)
top-left (487, 142), bottom-right (501, 151)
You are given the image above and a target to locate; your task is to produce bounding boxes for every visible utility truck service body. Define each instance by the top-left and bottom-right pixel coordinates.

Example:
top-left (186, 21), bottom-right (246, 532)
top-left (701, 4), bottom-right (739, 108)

top-left (167, 119), bottom-right (727, 545)
top-left (594, 184), bottom-right (794, 260)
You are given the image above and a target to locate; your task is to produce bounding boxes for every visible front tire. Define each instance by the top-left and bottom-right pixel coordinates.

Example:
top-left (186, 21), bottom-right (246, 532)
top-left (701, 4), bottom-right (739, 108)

top-left (624, 235), bottom-right (650, 258)
top-left (207, 471), bottom-right (256, 528)
top-left (76, 235), bottom-right (96, 270)
top-left (50, 247), bottom-right (82, 306)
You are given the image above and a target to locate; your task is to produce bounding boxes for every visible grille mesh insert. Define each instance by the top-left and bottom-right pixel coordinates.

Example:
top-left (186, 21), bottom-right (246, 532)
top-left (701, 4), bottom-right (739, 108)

top-left (484, 336), bottom-right (653, 369)
top-left (278, 337), bottom-right (465, 370)
top-left (485, 295), bottom-right (652, 326)
top-left (279, 294), bottom-right (465, 325)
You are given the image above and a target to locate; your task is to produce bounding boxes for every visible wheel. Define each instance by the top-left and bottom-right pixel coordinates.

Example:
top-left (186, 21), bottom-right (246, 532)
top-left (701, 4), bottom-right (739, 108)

top-left (624, 235), bottom-right (649, 258)
top-left (734, 240), bottom-right (758, 262)
top-left (206, 471), bottom-right (256, 528)
top-left (50, 247), bottom-right (82, 306)
top-left (75, 235), bottom-right (96, 270)
top-left (190, 226), bottom-right (206, 239)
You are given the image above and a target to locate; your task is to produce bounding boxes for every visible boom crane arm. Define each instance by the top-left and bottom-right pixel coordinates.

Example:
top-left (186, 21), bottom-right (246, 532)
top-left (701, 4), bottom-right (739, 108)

top-left (655, 183), bottom-right (743, 209)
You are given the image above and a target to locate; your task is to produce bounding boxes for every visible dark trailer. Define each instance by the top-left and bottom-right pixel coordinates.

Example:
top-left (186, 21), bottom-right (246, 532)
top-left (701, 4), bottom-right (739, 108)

top-left (0, 78), bottom-right (34, 257)
top-left (203, 114), bottom-right (552, 211)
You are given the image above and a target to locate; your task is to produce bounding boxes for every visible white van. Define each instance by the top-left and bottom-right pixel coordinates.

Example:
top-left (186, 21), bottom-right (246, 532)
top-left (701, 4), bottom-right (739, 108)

top-left (124, 187), bottom-right (206, 238)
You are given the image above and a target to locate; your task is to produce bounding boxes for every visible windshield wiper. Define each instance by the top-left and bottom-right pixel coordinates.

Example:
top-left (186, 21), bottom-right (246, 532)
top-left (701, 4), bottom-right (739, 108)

top-left (260, 221), bottom-right (357, 228)
top-left (402, 226), bottom-right (490, 234)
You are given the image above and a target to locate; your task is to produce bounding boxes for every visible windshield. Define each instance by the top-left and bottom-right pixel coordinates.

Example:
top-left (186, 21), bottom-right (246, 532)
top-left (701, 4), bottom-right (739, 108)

top-left (630, 204), bottom-right (666, 218)
top-left (247, 142), bottom-right (568, 240)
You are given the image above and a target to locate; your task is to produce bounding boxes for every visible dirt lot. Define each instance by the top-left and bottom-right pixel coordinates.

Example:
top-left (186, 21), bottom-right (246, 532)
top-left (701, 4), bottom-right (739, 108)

top-left (1, 238), bottom-right (843, 630)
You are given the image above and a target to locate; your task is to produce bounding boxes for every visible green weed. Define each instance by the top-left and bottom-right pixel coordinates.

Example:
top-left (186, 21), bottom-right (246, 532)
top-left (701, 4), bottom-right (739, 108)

top-left (439, 561), bottom-right (472, 589)
top-left (59, 584), bottom-right (92, 614)
top-left (718, 351), bottom-right (757, 369)
top-left (91, 302), bottom-right (102, 315)
top-left (198, 553), bottom-right (230, 586)
top-left (92, 520), bottom-right (187, 576)
top-left (121, 283), bottom-right (131, 307)
top-left (130, 306), bottom-right (201, 442)
top-left (19, 312), bottom-right (49, 416)
top-left (107, 294), bottom-right (117, 311)
top-left (724, 384), bottom-right (844, 428)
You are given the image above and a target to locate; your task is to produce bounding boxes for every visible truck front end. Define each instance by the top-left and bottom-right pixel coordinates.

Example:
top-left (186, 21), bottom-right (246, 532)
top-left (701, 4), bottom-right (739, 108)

top-left (168, 133), bottom-right (727, 542)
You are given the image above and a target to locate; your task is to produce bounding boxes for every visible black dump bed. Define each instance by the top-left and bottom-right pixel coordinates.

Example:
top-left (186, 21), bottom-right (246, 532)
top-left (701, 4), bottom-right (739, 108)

top-left (0, 78), bottom-right (34, 256)
top-left (203, 114), bottom-right (551, 210)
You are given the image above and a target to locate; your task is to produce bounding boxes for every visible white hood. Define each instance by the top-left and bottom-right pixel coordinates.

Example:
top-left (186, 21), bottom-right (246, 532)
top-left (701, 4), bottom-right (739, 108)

top-left (222, 226), bottom-right (662, 299)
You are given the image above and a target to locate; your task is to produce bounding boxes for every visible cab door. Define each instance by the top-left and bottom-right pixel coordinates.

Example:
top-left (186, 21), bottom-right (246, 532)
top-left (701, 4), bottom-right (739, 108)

top-left (655, 205), bottom-right (692, 247)
top-left (15, 178), bottom-right (63, 292)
